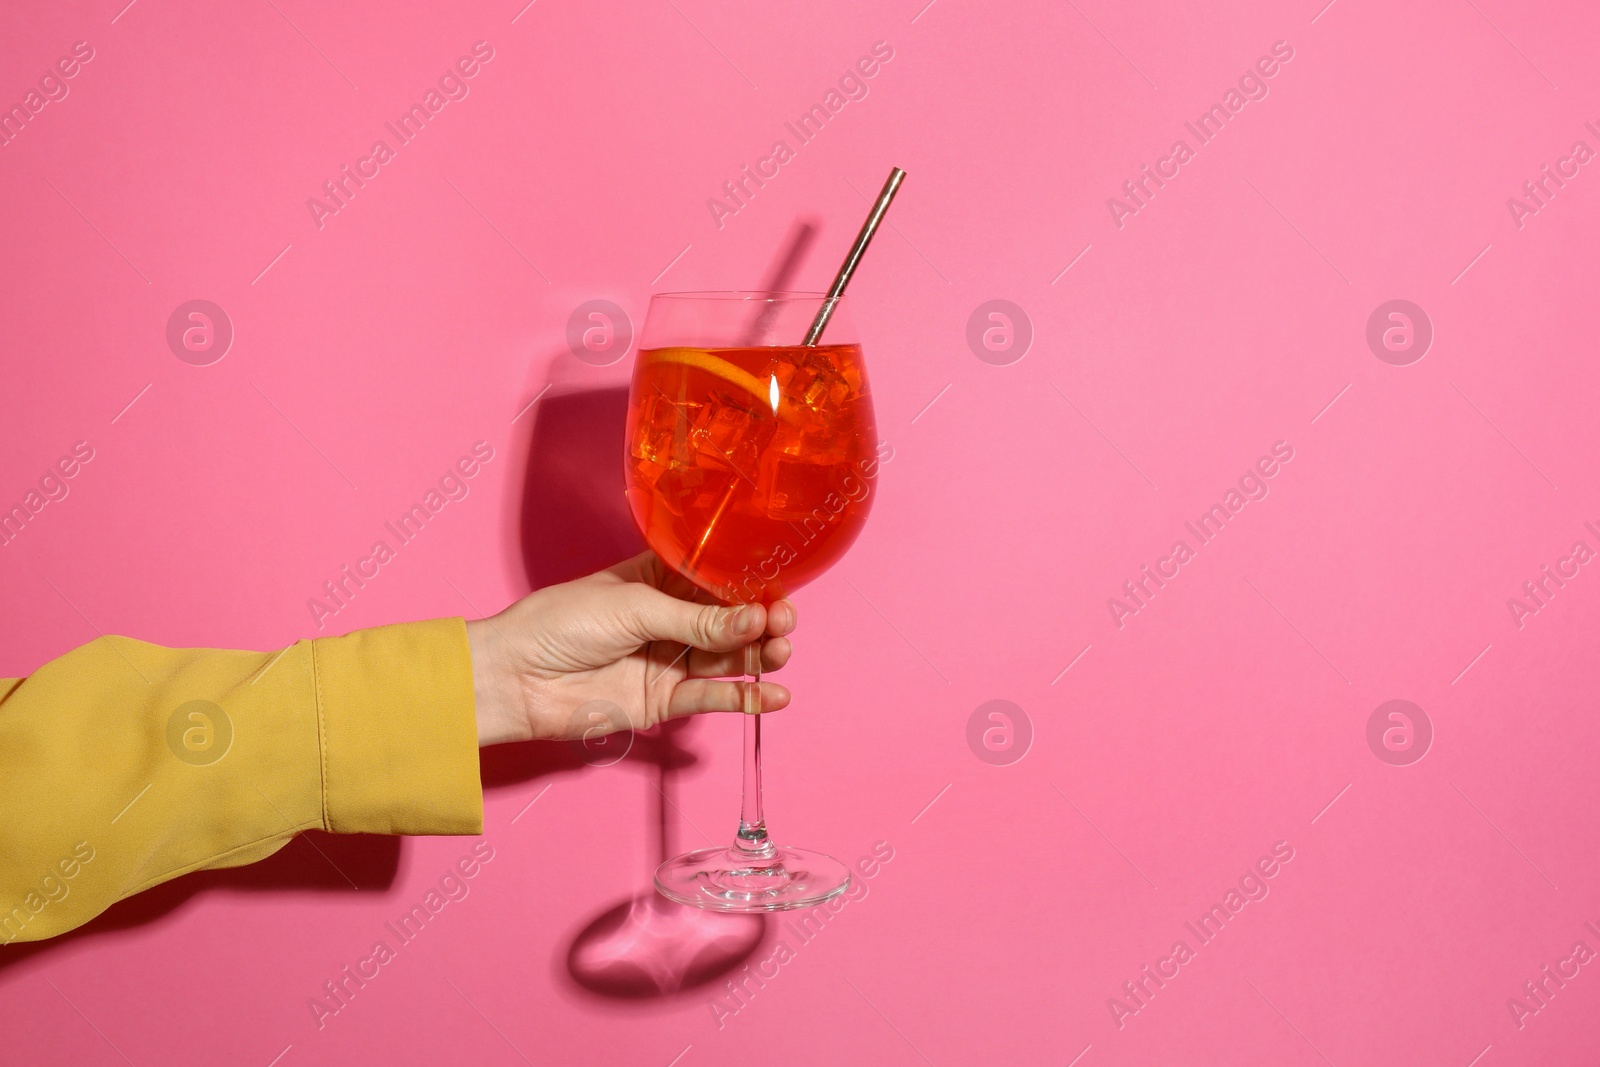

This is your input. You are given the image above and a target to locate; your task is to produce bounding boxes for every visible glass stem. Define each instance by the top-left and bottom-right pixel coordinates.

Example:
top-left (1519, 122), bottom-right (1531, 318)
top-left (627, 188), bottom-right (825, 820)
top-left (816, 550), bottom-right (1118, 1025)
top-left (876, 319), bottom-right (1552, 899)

top-left (736, 642), bottom-right (773, 857)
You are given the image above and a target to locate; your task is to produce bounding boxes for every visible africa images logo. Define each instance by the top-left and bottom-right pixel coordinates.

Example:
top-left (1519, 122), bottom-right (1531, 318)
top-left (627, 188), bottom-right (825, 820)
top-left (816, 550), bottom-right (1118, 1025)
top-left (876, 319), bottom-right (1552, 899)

top-left (166, 300), bottom-right (234, 366)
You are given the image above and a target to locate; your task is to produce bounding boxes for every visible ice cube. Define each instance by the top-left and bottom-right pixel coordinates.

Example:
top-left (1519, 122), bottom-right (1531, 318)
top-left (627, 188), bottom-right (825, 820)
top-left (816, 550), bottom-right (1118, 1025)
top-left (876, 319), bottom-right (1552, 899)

top-left (686, 392), bottom-right (773, 478)
top-left (776, 374), bottom-right (852, 466)
top-left (632, 393), bottom-right (701, 469)
top-left (772, 359), bottom-right (799, 393)
top-left (783, 352), bottom-right (852, 416)
top-left (650, 465), bottom-right (709, 517)
top-left (703, 404), bottom-right (754, 454)
top-left (839, 359), bottom-right (863, 397)
top-left (759, 455), bottom-right (852, 522)
top-left (630, 454), bottom-right (666, 489)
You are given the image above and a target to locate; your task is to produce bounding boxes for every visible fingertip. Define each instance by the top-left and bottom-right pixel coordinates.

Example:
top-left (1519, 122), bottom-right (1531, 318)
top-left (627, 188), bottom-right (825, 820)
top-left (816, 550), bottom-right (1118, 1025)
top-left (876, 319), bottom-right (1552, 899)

top-left (767, 600), bottom-right (797, 636)
top-left (763, 636), bottom-right (792, 671)
top-left (721, 602), bottom-right (765, 645)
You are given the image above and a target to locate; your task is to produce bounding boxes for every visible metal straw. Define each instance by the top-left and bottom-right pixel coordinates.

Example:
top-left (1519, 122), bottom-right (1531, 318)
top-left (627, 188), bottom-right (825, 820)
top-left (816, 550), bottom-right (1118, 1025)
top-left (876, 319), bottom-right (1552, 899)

top-left (684, 168), bottom-right (906, 584)
top-left (801, 167), bottom-right (906, 346)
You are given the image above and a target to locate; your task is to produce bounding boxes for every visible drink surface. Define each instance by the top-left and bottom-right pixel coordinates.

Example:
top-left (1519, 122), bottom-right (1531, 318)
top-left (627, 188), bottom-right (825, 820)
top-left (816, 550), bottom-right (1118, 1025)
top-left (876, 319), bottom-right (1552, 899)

top-left (625, 343), bottom-right (878, 604)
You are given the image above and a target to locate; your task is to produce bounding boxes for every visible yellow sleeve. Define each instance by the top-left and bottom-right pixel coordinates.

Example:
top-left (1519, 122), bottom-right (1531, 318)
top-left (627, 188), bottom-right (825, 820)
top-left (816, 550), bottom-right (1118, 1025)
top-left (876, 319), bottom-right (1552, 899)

top-left (0, 618), bottom-right (483, 945)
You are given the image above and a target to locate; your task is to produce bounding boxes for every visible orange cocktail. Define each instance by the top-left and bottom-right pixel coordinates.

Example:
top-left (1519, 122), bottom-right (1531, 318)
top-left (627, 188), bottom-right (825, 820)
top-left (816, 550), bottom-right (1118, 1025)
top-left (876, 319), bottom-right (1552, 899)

top-left (625, 342), bottom-right (878, 605)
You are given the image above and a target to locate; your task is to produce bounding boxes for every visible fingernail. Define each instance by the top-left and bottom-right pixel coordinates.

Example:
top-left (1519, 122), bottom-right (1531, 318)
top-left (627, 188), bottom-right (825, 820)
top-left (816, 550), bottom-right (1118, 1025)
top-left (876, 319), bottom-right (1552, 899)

top-left (730, 605), bottom-right (758, 633)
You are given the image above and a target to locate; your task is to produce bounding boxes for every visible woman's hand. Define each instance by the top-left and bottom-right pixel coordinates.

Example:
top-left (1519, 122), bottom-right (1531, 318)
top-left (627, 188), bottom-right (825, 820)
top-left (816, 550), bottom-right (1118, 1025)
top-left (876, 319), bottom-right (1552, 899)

top-left (464, 551), bottom-right (795, 746)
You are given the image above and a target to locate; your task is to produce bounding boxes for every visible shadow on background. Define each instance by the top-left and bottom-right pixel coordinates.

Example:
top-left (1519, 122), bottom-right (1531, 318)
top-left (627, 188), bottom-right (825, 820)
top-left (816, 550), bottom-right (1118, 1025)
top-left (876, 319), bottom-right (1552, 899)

top-left (0, 382), bottom-right (642, 976)
top-left (513, 375), bottom-right (768, 1000)
top-left (2, 216), bottom-right (819, 988)
top-left (536, 216), bottom-right (823, 1000)
top-left (0, 831), bottom-right (401, 976)
top-left (515, 212), bottom-right (817, 595)
top-left (519, 385), bottom-right (646, 592)
top-left (562, 720), bottom-right (766, 1000)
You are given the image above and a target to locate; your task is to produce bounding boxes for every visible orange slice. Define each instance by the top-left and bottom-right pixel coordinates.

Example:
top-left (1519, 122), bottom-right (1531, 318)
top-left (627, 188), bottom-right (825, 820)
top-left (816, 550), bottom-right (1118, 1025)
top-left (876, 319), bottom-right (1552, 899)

top-left (643, 347), bottom-right (801, 424)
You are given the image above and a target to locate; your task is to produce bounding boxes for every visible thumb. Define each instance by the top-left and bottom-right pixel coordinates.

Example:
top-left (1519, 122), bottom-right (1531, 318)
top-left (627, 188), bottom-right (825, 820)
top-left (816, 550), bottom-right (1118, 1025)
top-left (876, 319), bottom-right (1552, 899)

top-left (617, 586), bottom-right (765, 651)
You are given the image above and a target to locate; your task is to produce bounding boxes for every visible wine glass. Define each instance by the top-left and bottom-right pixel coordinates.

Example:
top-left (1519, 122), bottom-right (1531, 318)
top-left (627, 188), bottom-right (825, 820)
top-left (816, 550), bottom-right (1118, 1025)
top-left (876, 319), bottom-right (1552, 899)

top-left (623, 291), bottom-right (878, 911)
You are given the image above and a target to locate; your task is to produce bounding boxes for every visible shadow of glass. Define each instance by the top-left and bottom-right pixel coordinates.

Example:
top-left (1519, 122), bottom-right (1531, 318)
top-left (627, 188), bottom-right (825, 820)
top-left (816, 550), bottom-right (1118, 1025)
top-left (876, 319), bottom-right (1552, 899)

top-left (565, 891), bottom-right (765, 999)
top-left (540, 214), bottom-right (823, 1000)
top-left (515, 382), bottom-right (770, 998)
top-left (5, 218), bottom-right (824, 976)
top-left (562, 721), bottom-right (765, 999)
top-left (518, 384), bottom-right (646, 592)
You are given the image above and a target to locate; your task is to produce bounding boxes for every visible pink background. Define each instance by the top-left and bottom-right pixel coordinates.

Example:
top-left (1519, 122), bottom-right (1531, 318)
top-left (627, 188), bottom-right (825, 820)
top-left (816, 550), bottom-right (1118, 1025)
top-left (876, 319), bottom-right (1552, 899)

top-left (3, 0), bottom-right (1600, 1063)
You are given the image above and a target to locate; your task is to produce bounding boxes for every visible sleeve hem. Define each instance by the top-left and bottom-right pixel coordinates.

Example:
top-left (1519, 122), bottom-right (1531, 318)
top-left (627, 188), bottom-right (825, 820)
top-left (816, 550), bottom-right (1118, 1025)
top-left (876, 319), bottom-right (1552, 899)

top-left (311, 618), bottom-right (484, 837)
top-left (311, 638), bottom-right (332, 831)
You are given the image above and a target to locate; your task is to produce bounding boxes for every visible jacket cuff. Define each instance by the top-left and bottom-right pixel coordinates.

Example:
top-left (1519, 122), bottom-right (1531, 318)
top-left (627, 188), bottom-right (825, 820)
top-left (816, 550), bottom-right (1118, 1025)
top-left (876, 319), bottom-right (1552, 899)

top-left (311, 618), bottom-right (483, 836)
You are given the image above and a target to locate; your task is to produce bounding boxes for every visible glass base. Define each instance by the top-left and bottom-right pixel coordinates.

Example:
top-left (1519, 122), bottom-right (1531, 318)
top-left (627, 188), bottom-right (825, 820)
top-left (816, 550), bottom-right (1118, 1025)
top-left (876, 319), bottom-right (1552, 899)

top-left (654, 844), bottom-right (851, 912)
